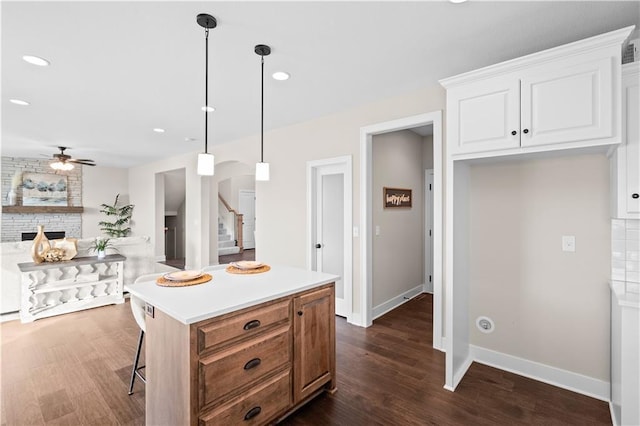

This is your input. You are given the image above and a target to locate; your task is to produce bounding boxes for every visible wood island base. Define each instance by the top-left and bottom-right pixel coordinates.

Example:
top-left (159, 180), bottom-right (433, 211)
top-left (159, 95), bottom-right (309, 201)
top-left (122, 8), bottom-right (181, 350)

top-left (145, 283), bottom-right (336, 426)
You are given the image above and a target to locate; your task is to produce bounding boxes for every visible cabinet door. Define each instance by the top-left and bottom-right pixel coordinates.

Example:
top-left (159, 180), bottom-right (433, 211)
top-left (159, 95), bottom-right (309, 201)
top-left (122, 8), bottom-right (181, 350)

top-left (623, 66), bottom-right (639, 215)
top-left (293, 285), bottom-right (335, 403)
top-left (447, 76), bottom-right (520, 154)
top-left (521, 56), bottom-right (613, 147)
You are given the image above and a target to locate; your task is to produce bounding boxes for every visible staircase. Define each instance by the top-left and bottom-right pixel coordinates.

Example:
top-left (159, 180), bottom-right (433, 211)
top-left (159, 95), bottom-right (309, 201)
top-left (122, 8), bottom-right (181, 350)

top-left (218, 222), bottom-right (240, 255)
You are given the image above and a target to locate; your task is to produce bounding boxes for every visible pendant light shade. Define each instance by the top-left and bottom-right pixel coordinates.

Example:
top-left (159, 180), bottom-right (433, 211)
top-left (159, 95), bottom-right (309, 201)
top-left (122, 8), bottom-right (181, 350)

top-left (255, 44), bottom-right (271, 181)
top-left (196, 13), bottom-right (217, 176)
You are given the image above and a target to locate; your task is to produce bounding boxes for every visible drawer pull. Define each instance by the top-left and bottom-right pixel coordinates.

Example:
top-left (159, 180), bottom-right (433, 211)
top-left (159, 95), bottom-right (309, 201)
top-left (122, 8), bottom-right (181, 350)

top-left (243, 357), bottom-right (262, 370)
top-left (243, 319), bottom-right (261, 330)
top-left (244, 406), bottom-right (262, 421)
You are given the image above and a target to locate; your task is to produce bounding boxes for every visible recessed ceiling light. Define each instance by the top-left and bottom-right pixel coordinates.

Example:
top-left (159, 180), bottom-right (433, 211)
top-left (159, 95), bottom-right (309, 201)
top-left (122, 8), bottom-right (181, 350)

top-left (22, 55), bottom-right (50, 66)
top-left (449, 0), bottom-right (468, 3)
top-left (201, 106), bottom-right (215, 112)
top-left (153, 128), bottom-right (165, 133)
top-left (272, 71), bottom-right (290, 81)
top-left (10, 99), bottom-right (30, 106)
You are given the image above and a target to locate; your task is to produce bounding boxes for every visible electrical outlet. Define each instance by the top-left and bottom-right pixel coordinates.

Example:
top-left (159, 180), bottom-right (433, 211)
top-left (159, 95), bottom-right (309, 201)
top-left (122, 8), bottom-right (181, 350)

top-left (562, 235), bottom-right (576, 252)
top-left (375, 225), bottom-right (381, 236)
top-left (353, 226), bottom-right (359, 237)
top-left (145, 303), bottom-right (155, 318)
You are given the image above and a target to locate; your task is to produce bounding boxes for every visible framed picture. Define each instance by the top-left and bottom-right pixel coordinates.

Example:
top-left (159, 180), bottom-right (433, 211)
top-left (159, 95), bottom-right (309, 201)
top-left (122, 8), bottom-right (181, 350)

top-left (384, 187), bottom-right (412, 208)
top-left (22, 173), bottom-right (68, 206)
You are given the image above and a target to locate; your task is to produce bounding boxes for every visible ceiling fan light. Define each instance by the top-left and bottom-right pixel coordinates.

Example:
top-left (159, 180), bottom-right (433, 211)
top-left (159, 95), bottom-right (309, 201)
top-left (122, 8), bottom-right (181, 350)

top-left (255, 162), bottom-right (270, 181)
top-left (51, 161), bottom-right (74, 171)
top-left (197, 153), bottom-right (215, 176)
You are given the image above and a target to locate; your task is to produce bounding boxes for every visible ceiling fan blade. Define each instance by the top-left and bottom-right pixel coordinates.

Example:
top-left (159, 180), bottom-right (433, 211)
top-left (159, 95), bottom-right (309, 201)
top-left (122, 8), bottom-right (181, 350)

top-left (70, 158), bottom-right (94, 163)
top-left (69, 160), bottom-right (96, 166)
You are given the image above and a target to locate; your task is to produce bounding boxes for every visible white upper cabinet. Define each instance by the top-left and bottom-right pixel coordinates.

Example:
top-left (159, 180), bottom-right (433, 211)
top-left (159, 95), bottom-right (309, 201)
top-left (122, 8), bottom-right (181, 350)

top-left (521, 56), bottom-right (613, 147)
top-left (611, 62), bottom-right (639, 219)
top-left (441, 27), bottom-right (633, 159)
top-left (447, 76), bottom-right (520, 153)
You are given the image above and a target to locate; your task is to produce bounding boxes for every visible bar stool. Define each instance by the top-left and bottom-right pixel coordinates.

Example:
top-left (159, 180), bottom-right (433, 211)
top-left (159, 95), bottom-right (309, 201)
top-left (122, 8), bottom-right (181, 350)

top-left (128, 272), bottom-right (164, 395)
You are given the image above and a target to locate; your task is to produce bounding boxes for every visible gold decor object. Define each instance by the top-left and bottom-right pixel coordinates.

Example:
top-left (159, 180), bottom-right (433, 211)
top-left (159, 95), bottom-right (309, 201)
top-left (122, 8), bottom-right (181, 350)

top-left (43, 248), bottom-right (66, 262)
top-left (51, 237), bottom-right (78, 261)
top-left (155, 274), bottom-right (212, 287)
top-left (30, 225), bottom-right (51, 264)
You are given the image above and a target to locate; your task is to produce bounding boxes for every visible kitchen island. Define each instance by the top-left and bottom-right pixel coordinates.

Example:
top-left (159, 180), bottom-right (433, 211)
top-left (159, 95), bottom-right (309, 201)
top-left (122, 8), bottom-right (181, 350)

top-left (125, 265), bottom-right (338, 426)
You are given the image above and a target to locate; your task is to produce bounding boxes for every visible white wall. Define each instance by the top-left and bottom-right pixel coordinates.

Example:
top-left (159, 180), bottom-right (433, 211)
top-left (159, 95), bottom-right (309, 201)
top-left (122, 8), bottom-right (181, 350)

top-left (372, 130), bottom-right (424, 306)
top-left (82, 166), bottom-right (128, 239)
top-left (468, 153), bottom-right (611, 381)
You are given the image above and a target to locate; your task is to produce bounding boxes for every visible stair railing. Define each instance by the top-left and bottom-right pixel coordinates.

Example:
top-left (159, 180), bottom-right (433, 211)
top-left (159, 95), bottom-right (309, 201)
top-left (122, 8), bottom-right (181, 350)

top-left (218, 194), bottom-right (244, 252)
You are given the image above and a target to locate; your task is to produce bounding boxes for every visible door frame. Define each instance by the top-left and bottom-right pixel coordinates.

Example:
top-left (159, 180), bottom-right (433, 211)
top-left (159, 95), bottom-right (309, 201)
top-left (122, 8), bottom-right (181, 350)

top-left (360, 111), bottom-right (444, 351)
top-left (424, 169), bottom-right (434, 294)
top-left (306, 156), bottom-right (353, 322)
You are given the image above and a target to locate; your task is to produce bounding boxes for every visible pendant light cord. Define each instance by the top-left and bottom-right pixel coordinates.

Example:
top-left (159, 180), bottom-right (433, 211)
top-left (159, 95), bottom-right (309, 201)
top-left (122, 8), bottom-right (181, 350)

top-left (260, 55), bottom-right (264, 163)
top-left (204, 28), bottom-right (209, 154)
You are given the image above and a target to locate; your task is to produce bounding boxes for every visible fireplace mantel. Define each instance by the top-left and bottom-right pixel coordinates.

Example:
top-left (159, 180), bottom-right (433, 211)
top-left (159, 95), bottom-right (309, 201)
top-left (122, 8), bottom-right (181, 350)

top-left (2, 206), bottom-right (84, 214)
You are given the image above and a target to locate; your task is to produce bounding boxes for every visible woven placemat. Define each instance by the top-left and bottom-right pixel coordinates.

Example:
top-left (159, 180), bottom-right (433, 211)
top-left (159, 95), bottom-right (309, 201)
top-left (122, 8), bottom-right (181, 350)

top-left (156, 273), bottom-right (212, 287)
top-left (225, 265), bottom-right (271, 275)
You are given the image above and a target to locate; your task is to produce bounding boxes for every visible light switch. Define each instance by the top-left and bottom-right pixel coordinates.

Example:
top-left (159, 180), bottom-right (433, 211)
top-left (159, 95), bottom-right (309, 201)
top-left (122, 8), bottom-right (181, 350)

top-left (375, 225), bottom-right (381, 236)
top-left (562, 235), bottom-right (576, 252)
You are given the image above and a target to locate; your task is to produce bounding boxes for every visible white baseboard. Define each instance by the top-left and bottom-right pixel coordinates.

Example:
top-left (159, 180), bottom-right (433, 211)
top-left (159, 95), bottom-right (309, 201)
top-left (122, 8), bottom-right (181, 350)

top-left (348, 312), bottom-right (364, 327)
top-left (0, 312), bottom-right (19, 323)
top-left (471, 345), bottom-right (610, 402)
top-left (372, 284), bottom-right (423, 320)
top-left (452, 353), bottom-right (474, 391)
top-left (155, 255), bottom-right (166, 262)
top-left (433, 336), bottom-right (445, 353)
top-left (609, 401), bottom-right (620, 426)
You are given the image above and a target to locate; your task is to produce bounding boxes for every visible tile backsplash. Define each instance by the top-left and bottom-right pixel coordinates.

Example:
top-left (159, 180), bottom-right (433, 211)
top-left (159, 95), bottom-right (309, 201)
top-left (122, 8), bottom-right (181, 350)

top-left (612, 219), bottom-right (640, 285)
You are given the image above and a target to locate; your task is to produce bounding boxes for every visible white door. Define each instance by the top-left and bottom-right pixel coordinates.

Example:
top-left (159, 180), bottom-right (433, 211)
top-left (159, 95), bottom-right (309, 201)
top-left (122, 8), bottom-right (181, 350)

top-left (424, 170), bottom-right (434, 293)
top-left (239, 190), bottom-right (255, 249)
top-left (308, 158), bottom-right (352, 319)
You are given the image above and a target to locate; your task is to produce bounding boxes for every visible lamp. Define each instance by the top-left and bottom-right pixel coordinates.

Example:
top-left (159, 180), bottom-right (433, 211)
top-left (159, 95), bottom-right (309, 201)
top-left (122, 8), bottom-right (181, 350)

top-left (255, 44), bottom-right (271, 181)
top-left (196, 13), bottom-right (217, 176)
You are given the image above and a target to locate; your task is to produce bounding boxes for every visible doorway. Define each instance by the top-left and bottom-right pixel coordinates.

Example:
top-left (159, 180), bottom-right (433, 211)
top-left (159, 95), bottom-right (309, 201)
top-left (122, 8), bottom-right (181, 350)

top-left (307, 156), bottom-right (353, 320)
top-left (239, 190), bottom-right (256, 250)
top-left (360, 111), bottom-right (443, 351)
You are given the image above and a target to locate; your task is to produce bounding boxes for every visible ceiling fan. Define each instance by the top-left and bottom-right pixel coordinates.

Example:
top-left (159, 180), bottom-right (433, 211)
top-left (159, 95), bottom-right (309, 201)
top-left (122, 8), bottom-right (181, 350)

top-left (48, 146), bottom-right (96, 170)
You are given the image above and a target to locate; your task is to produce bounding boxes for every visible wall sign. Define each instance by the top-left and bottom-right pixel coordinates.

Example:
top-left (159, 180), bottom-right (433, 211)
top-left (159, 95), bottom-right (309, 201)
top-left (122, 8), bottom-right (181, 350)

top-left (384, 187), bottom-right (412, 208)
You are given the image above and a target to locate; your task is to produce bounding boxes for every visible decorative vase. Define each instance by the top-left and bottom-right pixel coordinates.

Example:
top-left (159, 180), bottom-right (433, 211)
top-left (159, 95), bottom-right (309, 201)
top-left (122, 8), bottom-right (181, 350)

top-left (97, 250), bottom-right (106, 259)
top-left (7, 188), bottom-right (16, 206)
top-left (31, 225), bottom-right (51, 264)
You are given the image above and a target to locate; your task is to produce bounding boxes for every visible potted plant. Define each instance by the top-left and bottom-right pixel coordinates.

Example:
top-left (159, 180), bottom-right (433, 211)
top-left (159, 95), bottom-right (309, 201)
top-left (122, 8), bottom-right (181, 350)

top-left (90, 237), bottom-right (115, 259)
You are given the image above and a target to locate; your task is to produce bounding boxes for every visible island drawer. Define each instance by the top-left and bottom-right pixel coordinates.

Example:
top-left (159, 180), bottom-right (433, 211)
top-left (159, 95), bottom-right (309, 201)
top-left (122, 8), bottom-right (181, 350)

top-left (199, 325), bottom-right (291, 408)
top-left (197, 299), bottom-right (291, 353)
top-left (199, 368), bottom-right (291, 426)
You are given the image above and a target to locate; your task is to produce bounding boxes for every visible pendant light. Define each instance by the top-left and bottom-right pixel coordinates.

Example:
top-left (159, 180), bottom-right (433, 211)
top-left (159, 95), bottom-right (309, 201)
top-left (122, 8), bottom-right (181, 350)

top-left (196, 13), bottom-right (217, 176)
top-left (255, 44), bottom-right (271, 181)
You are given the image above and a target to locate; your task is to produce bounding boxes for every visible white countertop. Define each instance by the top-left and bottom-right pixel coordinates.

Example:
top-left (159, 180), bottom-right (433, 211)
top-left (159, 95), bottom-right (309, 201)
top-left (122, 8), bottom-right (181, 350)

top-left (124, 265), bottom-right (339, 324)
top-left (610, 281), bottom-right (640, 309)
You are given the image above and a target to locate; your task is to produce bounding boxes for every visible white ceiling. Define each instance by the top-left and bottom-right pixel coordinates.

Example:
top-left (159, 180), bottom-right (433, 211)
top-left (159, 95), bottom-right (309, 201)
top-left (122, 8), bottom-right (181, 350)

top-left (2, 1), bottom-right (639, 168)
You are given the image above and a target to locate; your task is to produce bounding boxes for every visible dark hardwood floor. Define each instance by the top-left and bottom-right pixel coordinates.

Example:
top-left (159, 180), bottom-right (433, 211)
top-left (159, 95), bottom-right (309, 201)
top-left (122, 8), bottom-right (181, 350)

top-left (1, 293), bottom-right (610, 425)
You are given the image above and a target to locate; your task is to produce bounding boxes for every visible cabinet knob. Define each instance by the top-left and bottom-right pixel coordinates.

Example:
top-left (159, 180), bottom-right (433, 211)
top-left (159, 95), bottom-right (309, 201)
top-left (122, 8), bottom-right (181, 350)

top-left (244, 406), bottom-right (262, 421)
top-left (297, 311), bottom-right (303, 316)
top-left (315, 243), bottom-right (322, 249)
top-left (523, 129), bottom-right (529, 134)
top-left (243, 319), bottom-right (261, 330)
top-left (511, 130), bottom-right (517, 136)
top-left (633, 193), bottom-right (639, 199)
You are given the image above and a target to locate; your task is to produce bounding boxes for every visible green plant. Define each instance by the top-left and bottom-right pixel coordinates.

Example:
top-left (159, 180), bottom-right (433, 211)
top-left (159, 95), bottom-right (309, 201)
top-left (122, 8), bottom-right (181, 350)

top-left (90, 237), bottom-right (115, 253)
top-left (99, 194), bottom-right (134, 237)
